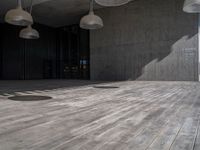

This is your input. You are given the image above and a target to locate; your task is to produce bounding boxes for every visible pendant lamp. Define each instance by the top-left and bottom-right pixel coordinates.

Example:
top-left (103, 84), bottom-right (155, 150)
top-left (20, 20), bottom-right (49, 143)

top-left (183, 0), bottom-right (200, 13)
top-left (95, 0), bottom-right (130, 7)
top-left (80, 0), bottom-right (103, 30)
top-left (5, 0), bottom-right (33, 26)
top-left (19, 0), bottom-right (39, 39)
top-left (20, 25), bottom-right (40, 39)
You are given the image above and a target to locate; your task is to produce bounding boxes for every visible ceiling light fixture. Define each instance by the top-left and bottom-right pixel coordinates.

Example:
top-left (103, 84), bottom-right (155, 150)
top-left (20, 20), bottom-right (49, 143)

top-left (183, 0), bottom-right (200, 13)
top-left (19, 0), bottom-right (39, 39)
top-left (5, 0), bottom-right (33, 26)
top-left (95, 0), bottom-right (130, 7)
top-left (80, 0), bottom-right (103, 30)
top-left (19, 25), bottom-right (40, 39)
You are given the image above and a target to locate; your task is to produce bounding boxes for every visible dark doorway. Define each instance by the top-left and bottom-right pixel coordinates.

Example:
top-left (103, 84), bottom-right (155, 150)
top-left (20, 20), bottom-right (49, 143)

top-left (57, 25), bottom-right (90, 80)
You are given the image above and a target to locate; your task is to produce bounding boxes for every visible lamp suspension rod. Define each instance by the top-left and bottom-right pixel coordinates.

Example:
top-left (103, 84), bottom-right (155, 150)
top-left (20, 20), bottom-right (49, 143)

top-left (18, 0), bottom-right (22, 7)
top-left (30, 0), bottom-right (33, 14)
top-left (89, 0), bottom-right (94, 13)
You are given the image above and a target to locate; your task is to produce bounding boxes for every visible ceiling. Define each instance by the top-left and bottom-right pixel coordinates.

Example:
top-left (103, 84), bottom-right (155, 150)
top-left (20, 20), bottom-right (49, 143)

top-left (32, 0), bottom-right (101, 27)
top-left (0, 0), bottom-right (132, 28)
top-left (0, 0), bottom-right (53, 23)
top-left (0, 0), bottom-right (102, 27)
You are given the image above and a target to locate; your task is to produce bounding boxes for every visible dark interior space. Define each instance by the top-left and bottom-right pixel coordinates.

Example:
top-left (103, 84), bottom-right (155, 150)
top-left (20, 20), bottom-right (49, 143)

top-left (0, 23), bottom-right (90, 80)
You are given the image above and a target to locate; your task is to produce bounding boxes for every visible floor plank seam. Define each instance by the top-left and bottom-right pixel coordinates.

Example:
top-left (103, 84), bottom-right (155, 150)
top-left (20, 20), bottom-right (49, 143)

top-left (192, 113), bottom-right (200, 150)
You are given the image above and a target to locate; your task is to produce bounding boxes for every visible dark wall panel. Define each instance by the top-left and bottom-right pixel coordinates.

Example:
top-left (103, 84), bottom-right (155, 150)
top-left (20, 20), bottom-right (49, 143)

top-left (0, 24), bottom-right (4, 79)
top-left (0, 23), bottom-right (57, 80)
top-left (1, 25), bottom-right (24, 80)
top-left (24, 25), bottom-right (57, 79)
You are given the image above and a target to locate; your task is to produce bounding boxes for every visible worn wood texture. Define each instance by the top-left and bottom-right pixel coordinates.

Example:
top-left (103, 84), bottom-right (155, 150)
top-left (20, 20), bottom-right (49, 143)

top-left (0, 80), bottom-right (200, 150)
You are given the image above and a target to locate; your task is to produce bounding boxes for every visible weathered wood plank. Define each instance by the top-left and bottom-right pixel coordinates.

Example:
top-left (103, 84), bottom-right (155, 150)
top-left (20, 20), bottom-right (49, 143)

top-left (0, 80), bottom-right (199, 150)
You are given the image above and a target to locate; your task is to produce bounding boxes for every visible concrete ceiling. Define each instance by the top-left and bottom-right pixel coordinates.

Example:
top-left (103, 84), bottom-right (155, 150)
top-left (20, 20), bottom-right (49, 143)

top-left (32, 0), bottom-right (100, 27)
top-left (0, 0), bottom-right (133, 28)
top-left (0, 0), bottom-right (53, 22)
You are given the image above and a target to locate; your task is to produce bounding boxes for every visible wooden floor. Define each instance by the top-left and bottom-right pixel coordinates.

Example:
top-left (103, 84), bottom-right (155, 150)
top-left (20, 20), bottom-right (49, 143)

top-left (0, 80), bottom-right (200, 150)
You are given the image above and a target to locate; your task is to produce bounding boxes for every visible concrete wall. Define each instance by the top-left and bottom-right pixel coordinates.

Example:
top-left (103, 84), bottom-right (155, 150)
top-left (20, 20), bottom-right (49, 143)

top-left (90, 0), bottom-right (198, 81)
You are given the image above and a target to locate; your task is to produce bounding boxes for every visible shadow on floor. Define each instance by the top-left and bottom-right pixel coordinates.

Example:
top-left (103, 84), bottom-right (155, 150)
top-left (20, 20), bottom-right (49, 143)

top-left (93, 86), bottom-right (120, 89)
top-left (8, 95), bottom-right (52, 101)
top-left (0, 80), bottom-right (113, 97)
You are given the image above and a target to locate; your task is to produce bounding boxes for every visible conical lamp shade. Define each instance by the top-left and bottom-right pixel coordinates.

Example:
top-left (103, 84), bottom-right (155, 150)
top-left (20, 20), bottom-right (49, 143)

top-left (19, 25), bottom-right (39, 39)
top-left (80, 12), bottom-right (103, 30)
top-left (183, 0), bottom-right (200, 13)
top-left (5, 0), bottom-right (33, 26)
top-left (95, 0), bottom-right (130, 6)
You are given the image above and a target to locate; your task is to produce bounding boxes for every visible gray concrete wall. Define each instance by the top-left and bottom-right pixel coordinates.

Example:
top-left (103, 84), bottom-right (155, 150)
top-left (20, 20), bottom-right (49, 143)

top-left (90, 0), bottom-right (198, 81)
